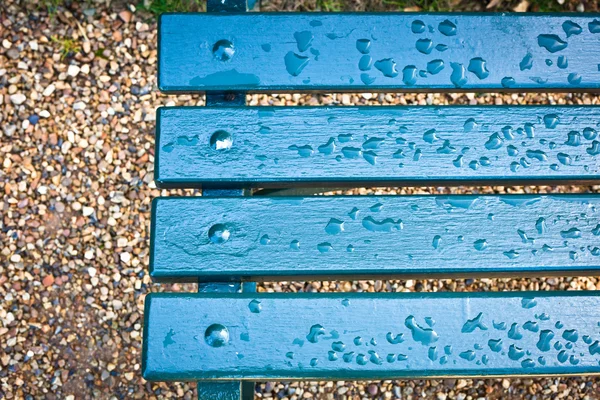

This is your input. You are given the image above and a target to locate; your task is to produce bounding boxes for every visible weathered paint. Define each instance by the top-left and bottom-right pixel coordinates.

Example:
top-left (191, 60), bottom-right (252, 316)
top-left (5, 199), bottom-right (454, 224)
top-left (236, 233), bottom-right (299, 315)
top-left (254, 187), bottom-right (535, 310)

top-left (143, 291), bottom-right (600, 380)
top-left (159, 14), bottom-right (600, 92)
top-left (150, 195), bottom-right (600, 281)
top-left (156, 106), bottom-right (600, 188)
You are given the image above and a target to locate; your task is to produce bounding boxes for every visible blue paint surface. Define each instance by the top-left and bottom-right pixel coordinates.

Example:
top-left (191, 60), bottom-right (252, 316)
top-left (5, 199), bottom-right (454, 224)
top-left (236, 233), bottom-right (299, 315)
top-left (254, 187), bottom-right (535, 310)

top-left (159, 14), bottom-right (600, 92)
top-left (150, 195), bottom-right (600, 281)
top-left (143, 291), bottom-right (600, 380)
top-left (156, 106), bottom-right (600, 188)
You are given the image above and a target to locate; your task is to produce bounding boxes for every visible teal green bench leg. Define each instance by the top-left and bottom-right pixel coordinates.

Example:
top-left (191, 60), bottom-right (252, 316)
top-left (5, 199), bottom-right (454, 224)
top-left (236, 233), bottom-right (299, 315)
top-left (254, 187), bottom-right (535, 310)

top-left (197, 281), bottom-right (256, 400)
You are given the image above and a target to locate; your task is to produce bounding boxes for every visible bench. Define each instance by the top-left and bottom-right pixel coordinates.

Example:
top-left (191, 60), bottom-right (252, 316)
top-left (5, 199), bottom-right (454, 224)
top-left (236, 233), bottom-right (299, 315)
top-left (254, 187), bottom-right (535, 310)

top-left (143, 3), bottom-right (600, 398)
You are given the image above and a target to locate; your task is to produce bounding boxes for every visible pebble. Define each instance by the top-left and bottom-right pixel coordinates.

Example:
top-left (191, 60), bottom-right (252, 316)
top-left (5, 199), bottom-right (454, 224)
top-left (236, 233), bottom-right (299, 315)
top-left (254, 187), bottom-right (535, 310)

top-left (9, 93), bottom-right (26, 105)
top-left (67, 64), bottom-right (80, 77)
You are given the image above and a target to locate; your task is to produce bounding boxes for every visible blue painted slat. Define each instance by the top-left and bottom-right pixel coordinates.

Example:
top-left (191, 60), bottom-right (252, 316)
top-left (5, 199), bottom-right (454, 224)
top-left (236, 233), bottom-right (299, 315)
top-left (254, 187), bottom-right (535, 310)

top-left (143, 291), bottom-right (600, 380)
top-left (158, 13), bottom-right (600, 92)
top-left (150, 195), bottom-right (600, 281)
top-left (155, 106), bottom-right (600, 188)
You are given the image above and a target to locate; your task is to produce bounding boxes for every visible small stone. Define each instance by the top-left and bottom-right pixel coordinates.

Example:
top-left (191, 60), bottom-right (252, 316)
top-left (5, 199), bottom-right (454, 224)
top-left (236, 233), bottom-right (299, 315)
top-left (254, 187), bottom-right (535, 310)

top-left (42, 275), bottom-right (55, 287)
top-left (112, 300), bottom-right (123, 310)
top-left (10, 93), bottom-right (27, 105)
top-left (7, 48), bottom-right (19, 59)
top-left (119, 10), bottom-right (133, 23)
top-left (82, 206), bottom-right (95, 216)
top-left (73, 101), bottom-right (86, 110)
top-left (43, 84), bottom-right (56, 97)
top-left (502, 379), bottom-right (510, 389)
top-left (55, 202), bottom-right (65, 213)
top-left (39, 110), bottom-right (51, 118)
top-left (67, 64), bottom-right (81, 77)
top-left (3, 125), bottom-right (16, 137)
top-left (368, 384), bottom-right (378, 396)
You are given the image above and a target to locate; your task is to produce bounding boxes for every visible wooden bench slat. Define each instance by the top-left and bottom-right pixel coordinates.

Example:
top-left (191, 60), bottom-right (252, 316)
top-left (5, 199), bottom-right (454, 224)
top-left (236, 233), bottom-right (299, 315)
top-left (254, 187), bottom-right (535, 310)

top-left (158, 14), bottom-right (600, 92)
top-left (143, 291), bottom-right (600, 380)
top-left (150, 195), bottom-right (600, 281)
top-left (156, 106), bottom-right (600, 188)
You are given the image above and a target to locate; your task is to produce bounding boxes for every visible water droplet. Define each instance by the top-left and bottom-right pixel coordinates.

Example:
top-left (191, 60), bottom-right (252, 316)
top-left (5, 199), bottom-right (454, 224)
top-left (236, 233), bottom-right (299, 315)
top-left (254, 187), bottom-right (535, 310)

top-left (306, 324), bottom-right (326, 343)
top-left (343, 352), bottom-right (355, 363)
top-left (508, 344), bottom-right (525, 360)
top-left (286, 351), bottom-right (294, 359)
top-left (507, 145), bottom-right (519, 157)
top-left (338, 133), bottom-right (353, 143)
top-left (405, 316), bottom-right (438, 346)
top-left (363, 137), bottom-right (385, 150)
top-left (522, 359), bottom-right (535, 368)
top-left (493, 321), bottom-right (507, 330)
top-left (563, 329), bottom-right (579, 342)
top-left (462, 312), bottom-right (488, 333)
top-left (342, 146), bottom-right (362, 159)
top-left (362, 216), bottom-right (403, 232)
top-left (557, 153), bottom-right (572, 165)
top-left (212, 40), bottom-right (235, 61)
top-left (438, 19), bottom-right (457, 36)
top-left (537, 34), bottom-right (568, 53)
top-left (411, 20), bottom-right (426, 34)
top-left (210, 130), bottom-right (233, 151)
top-left (318, 138), bottom-right (336, 155)
top-left (290, 240), bottom-right (300, 250)
top-left (587, 141), bottom-right (600, 156)
top-left (249, 299), bottom-right (262, 313)
top-left (386, 332), bottom-right (404, 344)
top-left (436, 44), bottom-right (448, 52)
top-left (568, 73), bottom-right (582, 85)
top-left (521, 298), bottom-right (537, 309)
top-left (557, 55), bottom-right (568, 69)
top-left (369, 350), bottom-right (383, 365)
top-left (474, 239), bottom-right (488, 251)
top-left (590, 19), bottom-right (600, 33)
top-left (450, 63), bottom-right (467, 88)
top-left (341, 298), bottom-right (350, 307)
top-left (423, 129), bottom-right (438, 143)
top-left (584, 127), bottom-right (597, 140)
top-left (294, 31), bottom-right (314, 52)
top-left (332, 341), bottom-right (345, 352)
top-left (534, 330), bottom-right (555, 352)
top-left (543, 113), bottom-right (560, 129)
top-left (416, 38), bottom-right (433, 54)
top-left (284, 52), bottom-right (309, 76)
top-left (310, 358), bottom-right (319, 366)
top-left (374, 58), bottom-right (398, 78)
top-left (327, 351), bottom-right (338, 361)
top-left (557, 350), bottom-right (568, 363)
top-left (359, 55), bottom-right (373, 71)
top-left (504, 250), bottom-right (519, 259)
top-left (485, 133), bottom-right (504, 150)
top-left (590, 341), bottom-right (600, 355)
top-left (413, 149), bottom-right (422, 161)
top-left (508, 323), bottom-right (523, 340)
top-left (360, 73), bottom-right (376, 85)
top-left (459, 350), bottom-right (476, 361)
top-left (261, 43), bottom-right (271, 52)
top-left (526, 149), bottom-right (547, 162)
top-left (427, 59), bottom-right (444, 75)
top-left (317, 242), bottom-right (333, 253)
top-left (561, 227), bottom-right (581, 239)
top-left (520, 53), bottom-right (533, 71)
top-left (348, 207), bottom-right (359, 220)
top-left (363, 151), bottom-right (377, 165)
top-left (356, 353), bottom-right (368, 365)
top-left (523, 321), bottom-right (539, 332)
top-left (208, 224), bottom-right (230, 244)
top-left (501, 77), bottom-right (515, 88)
top-left (205, 324), bottom-right (229, 347)
top-left (463, 118), bottom-right (477, 132)
top-left (325, 218), bottom-right (344, 235)
top-left (488, 339), bottom-right (503, 352)
top-left (356, 39), bottom-right (371, 54)
top-left (310, 20), bottom-right (322, 27)
top-left (432, 235), bottom-right (442, 249)
top-left (163, 329), bottom-right (175, 347)
top-left (562, 20), bottom-right (582, 37)
top-left (288, 144), bottom-right (314, 157)
top-left (354, 336), bottom-right (363, 346)
top-left (467, 57), bottom-right (489, 80)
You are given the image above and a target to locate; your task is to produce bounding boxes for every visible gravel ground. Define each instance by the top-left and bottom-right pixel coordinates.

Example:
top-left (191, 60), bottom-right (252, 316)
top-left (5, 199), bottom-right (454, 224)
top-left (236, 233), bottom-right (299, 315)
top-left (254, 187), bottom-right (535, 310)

top-left (1, 1), bottom-right (600, 399)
